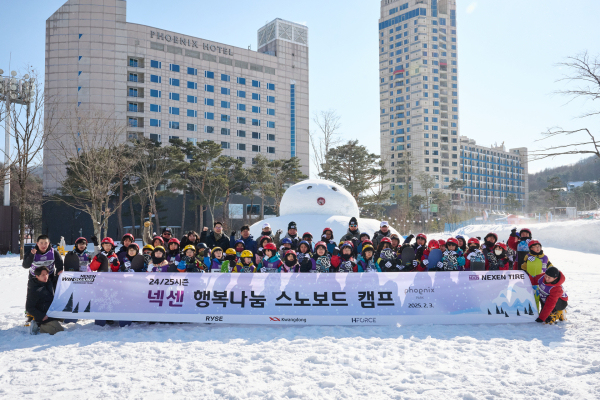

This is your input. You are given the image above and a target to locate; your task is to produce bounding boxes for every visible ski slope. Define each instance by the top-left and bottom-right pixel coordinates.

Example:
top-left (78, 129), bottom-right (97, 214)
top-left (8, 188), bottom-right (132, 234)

top-left (1, 247), bottom-right (598, 399)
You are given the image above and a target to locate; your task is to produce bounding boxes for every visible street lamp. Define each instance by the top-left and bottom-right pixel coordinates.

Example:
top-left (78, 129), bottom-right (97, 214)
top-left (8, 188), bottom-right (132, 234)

top-left (0, 69), bottom-right (36, 206)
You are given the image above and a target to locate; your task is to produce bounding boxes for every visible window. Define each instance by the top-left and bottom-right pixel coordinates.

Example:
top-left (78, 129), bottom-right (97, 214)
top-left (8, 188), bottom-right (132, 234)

top-left (252, 106), bottom-right (260, 113)
top-left (205, 98), bottom-right (214, 106)
top-left (237, 130), bottom-right (246, 137)
top-left (237, 104), bottom-right (246, 111)
top-left (170, 78), bottom-right (180, 86)
top-left (237, 90), bottom-right (246, 98)
top-left (221, 74), bottom-right (230, 82)
top-left (150, 75), bottom-right (161, 83)
top-left (150, 89), bottom-right (161, 98)
top-left (205, 85), bottom-right (214, 92)
top-left (221, 128), bottom-right (230, 135)
top-left (267, 121), bottom-right (275, 128)
top-left (252, 132), bottom-right (261, 139)
top-left (267, 108), bottom-right (275, 116)
top-left (267, 147), bottom-right (275, 154)
top-left (221, 114), bottom-right (230, 122)
top-left (267, 83), bottom-right (275, 91)
top-left (252, 145), bottom-right (261, 152)
top-left (204, 112), bottom-right (214, 120)
top-left (187, 67), bottom-right (197, 75)
top-left (128, 117), bottom-right (138, 127)
top-left (169, 121), bottom-right (179, 129)
top-left (237, 77), bottom-right (246, 85)
top-left (187, 81), bottom-right (197, 89)
top-left (150, 104), bottom-right (161, 112)
top-left (204, 126), bottom-right (214, 133)
top-left (205, 71), bottom-right (214, 79)
top-left (187, 109), bottom-right (197, 117)
top-left (252, 93), bottom-right (260, 101)
top-left (221, 141), bottom-right (230, 149)
top-left (267, 134), bottom-right (275, 141)
top-left (169, 107), bottom-right (179, 115)
top-left (169, 93), bottom-right (180, 101)
top-left (169, 64), bottom-right (180, 72)
top-left (267, 96), bottom-right (275, 103)
top-left (187, 95), bottom-right (197, 103)
top-left (238, 156), bottom-right (246, 163)
top-left (187, 123), bottom-right (197, 131)
top-left (221, 101), bottom-right (230, 109)
top-left (237, 143), bottom-right (246, 151)
top-left (128, 88), bottom-right (138, 97)
top-left (150, 133), bottom-right (161, 142)
top-left (221, 87), bottom-right (230, 95)
top-left (252, 80), bottom-right (260, 88)
top-left (237, 117), bottom-right (246, 124)
top-left (129, 58), bottom-right (139, 67)
top-left (150, 60), bottom-right (161, 69)
top-left (252, 119), bottom-right (260, 126)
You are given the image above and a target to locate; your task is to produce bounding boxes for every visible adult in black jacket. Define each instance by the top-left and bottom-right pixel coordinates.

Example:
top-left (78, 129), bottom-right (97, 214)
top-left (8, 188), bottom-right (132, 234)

top-left (340, 217), bottom-right (361, 256)
top-left (180, 231), bottom-right (200, 249)
top-left (372, 221), bottom-right (392, 250)
top-left (200, 221), bottom-right (230, 251)
top-left (26, 266), bottom-right (64, 335)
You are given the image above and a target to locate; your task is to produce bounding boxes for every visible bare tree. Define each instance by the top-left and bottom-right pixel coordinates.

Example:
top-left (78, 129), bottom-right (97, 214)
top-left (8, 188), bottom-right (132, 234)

top-left (10, 69), bottom-right (58, 258)
top-left (533, 52), bottom-right (600, 160)
top-left (310, 109), bottom-right (341, 178)
top-left (51, 107), bottom-right (139, 239)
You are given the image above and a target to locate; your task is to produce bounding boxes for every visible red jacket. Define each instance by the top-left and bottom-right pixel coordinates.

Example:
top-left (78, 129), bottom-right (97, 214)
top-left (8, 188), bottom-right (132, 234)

top-left (529, 272), bottom-right (568, 321)
top-left (89, 252), bottom-right (120, 272)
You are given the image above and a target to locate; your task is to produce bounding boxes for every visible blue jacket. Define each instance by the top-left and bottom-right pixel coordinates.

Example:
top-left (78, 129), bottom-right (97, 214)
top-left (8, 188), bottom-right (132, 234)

top-left (230, 234), bottom-right (258, 256)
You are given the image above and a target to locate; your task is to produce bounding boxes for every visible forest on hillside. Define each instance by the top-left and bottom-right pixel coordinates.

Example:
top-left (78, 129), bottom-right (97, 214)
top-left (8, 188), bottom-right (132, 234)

top-left (529, 156), bottom-right (600, 192)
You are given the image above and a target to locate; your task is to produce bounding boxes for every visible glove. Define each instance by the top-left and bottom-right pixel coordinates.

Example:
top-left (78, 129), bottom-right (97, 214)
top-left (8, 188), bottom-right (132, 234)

top-left (90, 236), bottom-right (99, 246)
top-left (423, 259), bottom-right (429, 266)
top-left (404, 234), bottom-right (414, 244)
top-left (321, 234), bottom-right (328, 240)
top-left (111, 258), bottom-right (119, 267)
top-left (528, 256), bottom-right (536, 262)
top-left (144, 221), bottom-right (151, 228)
top-left (231, 231), bottom-right (236, 237)
top-left (96, 253), bottom-right (107, 263)
top-left (437, 261), bottom-right (443, 269)
top-left (510, 228), bottom-right (517, 237)
top-left (412, 260), bottom-right (418, 267)
top-left (333, 247), bottom-right (340, 256)
top-left (535, 318), bottom-right (543, 323)
top-left (457, 257), bottom-right (465, 266)
top-left (276, 229), bottom-right (283, 235)
top-left (385, 261), bottom-right (392, 268)
top-left (544, 315), bottom-right (553, 323)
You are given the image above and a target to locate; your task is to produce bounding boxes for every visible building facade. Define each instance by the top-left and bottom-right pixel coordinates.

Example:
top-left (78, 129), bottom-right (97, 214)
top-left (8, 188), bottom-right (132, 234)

top-left (44, 0), bottom-right (309, 193)
top-left (379, 0), bottom-right (460, 197)
top-left (459, 137), bottom-right (528, 211)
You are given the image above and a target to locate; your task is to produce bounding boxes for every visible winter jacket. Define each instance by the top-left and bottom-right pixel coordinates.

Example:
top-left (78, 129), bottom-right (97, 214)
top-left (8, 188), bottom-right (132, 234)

top-left (377, 249), bottom-right (400, 272)
top-left (529, 272), bottom-right (568, 321)
top-left (372, 229), bottom-right (392, 250)
top-left (520, 252), bottom-right (553, 276)
top-left (180, 236), bottom-right (200, 249)
top-left (311, 254), bottom-right (332, 273)
top-left (149, 261), bottom-right (169, 272)
top-left (166, 250), bottom-right (181, 265)
top-left (230, 234), bottom-right (258, 255)
top-left (296, 252), bottom-right (314, 273)
top-left (232, 262), bottom-right (256, 273)
top-left (221, 256), bottom-right (238, 273)
top-left (65, 246), bottom-right (100, 272)
top-left (331, 254), bottom-right (356, 273)
top-left (486, 254), bottom-right (510, 271)
top-left (89, 251), bottom-right (120, 272)
top-left (340, 229), bottom-right (361, 256)
top-left (200, 230), bottom-right (230, 251)
top-left (209, 258), bottom-right (225, 273)
top-left (355, 255), bottom-right (381, 272)
top-left (442, 249), bottom-right (465, 271)
top-left (26, 278), bottom-right (56, 323)
top-left (177, 257), bottom-right (205, 273)
top-left (116, 246), bottom-right (130, 266)
top-left (322, 239), bottom-right (337, 255)
top-left (259, 254), bottom-right (283, 273)
top-left (464, 249), bottom-right (486, 271)
top-left (508, 236), bottom-right (532, 269)
top-left (22, 246), bottom-right (64, 278)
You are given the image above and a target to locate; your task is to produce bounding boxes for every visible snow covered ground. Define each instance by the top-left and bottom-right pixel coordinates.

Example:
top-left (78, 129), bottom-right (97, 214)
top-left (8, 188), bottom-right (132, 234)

top-left (1, 248), bottom-right (599, 398)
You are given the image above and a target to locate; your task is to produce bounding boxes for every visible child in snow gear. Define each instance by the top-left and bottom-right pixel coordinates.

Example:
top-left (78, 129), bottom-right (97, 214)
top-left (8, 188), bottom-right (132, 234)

top-left (464, 238), bottom-right (485, 271)
top-left (117, 233), bottom-right (135, 265)
top-left (438, 239), bottom-right (447, 252)
top-left (142, 244), bottom-right (154, 271)
top-left (66, 237), bottom-right (97, 272)
top-left (481, 232), bottom-right (498, 255)
top-left (90, 237), bottom-right (120, 272)
top-left (222, 248), bottom-right (238, 272)
top-left (149, 246), bottom-right (169, 272)
top-left (232, 250), bottom-right (256, 273)
top-left (358, 232), bottom-right (371, 255)
top-left (390, 234), bottom-right (401, 253)
top-left (420, 240), bottom-right (440, 271)
top-left (209, 247), bottom-right (225, 272)
top-left (312, 241), bottom-right (331, 273)
top-left (486, 242), bottom-right (510, 270)
top-left (456, 235), bottom-right (467, 253)
top-left (521, 240), bottom-right (554, 311)
top-left (331, 242), bottom-right (357, 273)
top-left (376, 237), bottom-right (394, 260)
top-left (301, 232), bottom-right (314, 252)
top-left (355, 244), bottom-right (381, 272)
top-left (178, 245), bottom-right (204, 272)
top-left (152, 236), bottom-right (165, 248)
top-left (529, 267), bottom-right (568, 324)
top-left (441, 237), bottom-right (465, 271)
top-left (259, 243), bottom-right (283, 273)
top-left (321, 227), bottom-right (337, 254)
top-left (508, 228), bottom-right (532, 270)
top-left (233, 239), bottom-right (246, 257)
top-left (22, 235), bottom-right (64, 287)
top-left (296, 241), bottom-right (314, 272)
top-left (279, 237), bottom-right (293, 258)
top-left (120, 243), bottom-right (141, 272)
top-left (255, 235), bottom-right (273, 264)
top-left (26, 266), bottom-right (64, 335)
top-left (166, 238), bottom-right (181, 265)
top-left (378, 247), bottom-right (400, 272)
top-left (281, 250), bottom-right (300, 273)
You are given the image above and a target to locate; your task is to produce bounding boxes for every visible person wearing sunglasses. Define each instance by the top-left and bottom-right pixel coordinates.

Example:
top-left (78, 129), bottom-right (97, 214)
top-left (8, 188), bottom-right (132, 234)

top-left (161, 228), bottom-right (173, 244)
top-left (340, 217), bottom-right (361, 257)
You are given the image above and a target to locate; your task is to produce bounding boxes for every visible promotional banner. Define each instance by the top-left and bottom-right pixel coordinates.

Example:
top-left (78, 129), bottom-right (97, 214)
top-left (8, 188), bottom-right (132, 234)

top-left (48, 271), bottom-right (539, 325)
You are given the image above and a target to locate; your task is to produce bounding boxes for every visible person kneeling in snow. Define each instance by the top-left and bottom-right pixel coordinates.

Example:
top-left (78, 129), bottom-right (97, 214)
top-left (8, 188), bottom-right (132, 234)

top-left (528, 267), bottom-right (568, 324)
top-left (26, 266), bottom-right (64, 335)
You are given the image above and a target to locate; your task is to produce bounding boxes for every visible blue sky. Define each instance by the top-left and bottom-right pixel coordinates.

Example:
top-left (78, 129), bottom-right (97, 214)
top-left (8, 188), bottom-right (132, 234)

top-left (1, 0), bottom-right (599, 173)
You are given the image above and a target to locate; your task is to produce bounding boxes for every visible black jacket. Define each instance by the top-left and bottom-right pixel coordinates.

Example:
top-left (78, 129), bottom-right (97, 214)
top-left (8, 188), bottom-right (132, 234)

top-left (180, 236), bottom-right (200, 249)
top-left (372, 230), bottom-right (391, 250)
top-left (200, 230), bottom-right (230, 251)
top-left (26, 278), bottom-right (55, 323)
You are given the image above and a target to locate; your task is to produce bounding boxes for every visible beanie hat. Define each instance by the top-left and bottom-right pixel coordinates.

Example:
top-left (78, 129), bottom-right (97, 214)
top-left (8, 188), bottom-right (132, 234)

top-left (545, 266), bottom-right (560, 279)
top-left (349, 217), bottom-right (358, 226)
top-left (288, 221), bottom-right (297, 230)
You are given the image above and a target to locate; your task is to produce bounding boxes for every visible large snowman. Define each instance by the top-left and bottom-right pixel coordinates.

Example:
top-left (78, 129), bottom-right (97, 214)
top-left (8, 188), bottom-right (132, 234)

top-left (249, 179), bottom-right (398, 242)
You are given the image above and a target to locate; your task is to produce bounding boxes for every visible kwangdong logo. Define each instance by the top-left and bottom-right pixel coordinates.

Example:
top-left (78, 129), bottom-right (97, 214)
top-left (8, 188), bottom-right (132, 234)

top-left (62, 275), bottom-right (96, 284)
top-left (269, 317), bottom-right (306, 323)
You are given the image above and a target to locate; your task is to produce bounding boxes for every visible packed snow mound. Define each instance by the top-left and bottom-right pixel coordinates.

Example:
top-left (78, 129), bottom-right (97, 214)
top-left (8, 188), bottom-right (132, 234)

top-left (429, 219), bottom-right (600, 254)
top-left (279, 179), bottom-right (359, 217)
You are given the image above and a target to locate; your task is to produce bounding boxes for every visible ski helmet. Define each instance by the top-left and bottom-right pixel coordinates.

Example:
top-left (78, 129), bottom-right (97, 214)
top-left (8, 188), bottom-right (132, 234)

top-left (240, 250), bottom-right (254, 258)
top-left (225, 248), bottom-right (237, 256)
top-left (298, 241), bottom-right (311, 253)
top-left (528, 240), bottom-right (542, 250)
top-left (121, 233), bottom-right (135, 243)
top-left (360, 232), bottom-right (371, 240)
top-left (446, 237), bottom-right (459, 247)
top-left (380, 237), bottom-right (392, 245)
top-left (195, 243), bottom-right (207, 251)
top-left (362, 244), bottom-right (375, 254)
top-left (235, 239), bottom-right (245, 248)
top-left (285, 249), bottom-right (297, 258)
top-left (101, 237), bottom-right (115, 248)
top-left (152, 236), bottom-right (164, 245)
top-left (142, 244), bottom-right (154, 252)
top-left (416, 233), bottom-right (427, 242)
top-left (484, 232), bottom-right (498, 242)
top-left (340, 241), bottom-right (354, 250)
top-left (494, 242), bottom-right (507, 251)
top-left (519, 228), bottom-right (532, 238)
top-left (362, 239), bottom-right (373, 247)
top-left (467, 237), bottom-right (480, 247)
top-left (314, 241), bottom-right (327, 252)
top-left (438, 239), bottom-right (446, 247)
top-left (152, 245), bottom-right (166, 255)
top-left (168, 237), bottom-right (181, 246)
top-left (74, 237), bottom-right (87, 246)
top-left (263, 243), bottom-right (277, 252)
top-left (183, 245), bottom-right (196, 254)
top-left (428, 240), bottom-right (440, 250)
top-left (302, 232), bottom-right (313, 240)
top-left (212, 247), bottom-right (223, 255)
top-left (456, 235), bottom-right (466, 245)
top-left (281, 237), bottom-right (293, 245)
